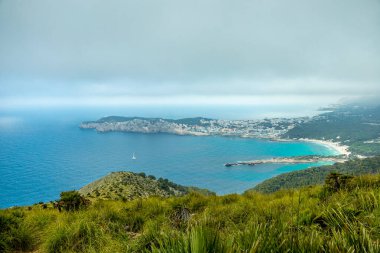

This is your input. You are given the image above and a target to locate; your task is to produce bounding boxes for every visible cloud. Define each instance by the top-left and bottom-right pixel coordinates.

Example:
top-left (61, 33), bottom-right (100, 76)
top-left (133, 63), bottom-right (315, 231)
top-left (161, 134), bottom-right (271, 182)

top-left (0, 0), bottom-right (379, 107)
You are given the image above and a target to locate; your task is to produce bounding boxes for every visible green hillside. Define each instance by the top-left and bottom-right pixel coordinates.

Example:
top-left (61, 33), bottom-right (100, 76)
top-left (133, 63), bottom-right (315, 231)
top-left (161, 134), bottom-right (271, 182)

top-left (250, 156), bottom-right (380, 193)
top-left (78, 171), bottom-right (214, 201)
top-left (1, 173), bottom-right (380, 252)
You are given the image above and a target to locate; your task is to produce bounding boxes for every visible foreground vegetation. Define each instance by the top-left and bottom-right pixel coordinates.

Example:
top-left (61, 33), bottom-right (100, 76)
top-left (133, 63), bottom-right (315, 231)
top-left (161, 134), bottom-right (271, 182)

top-left (2, 173), bottom-right (380, 252)
top-left (252, 155), bottom-right (380, 193)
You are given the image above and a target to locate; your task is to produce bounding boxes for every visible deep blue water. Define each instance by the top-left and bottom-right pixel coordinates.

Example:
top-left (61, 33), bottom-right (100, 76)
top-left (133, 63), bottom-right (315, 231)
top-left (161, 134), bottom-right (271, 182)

top-left (0, 114), bottom-right (336, 208)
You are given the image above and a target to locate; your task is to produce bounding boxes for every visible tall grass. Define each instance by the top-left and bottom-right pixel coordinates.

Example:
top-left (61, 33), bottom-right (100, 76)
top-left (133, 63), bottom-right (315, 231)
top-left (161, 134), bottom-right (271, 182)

top-left (44, 219), bottom-right (105, 253)
top-left (1, 174), bottom-right (380, 252)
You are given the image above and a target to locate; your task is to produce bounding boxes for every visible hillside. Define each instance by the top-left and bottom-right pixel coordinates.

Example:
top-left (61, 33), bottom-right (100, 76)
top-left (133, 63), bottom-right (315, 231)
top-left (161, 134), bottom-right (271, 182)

top-left (250, 155), bottom-right (380, 193)
top-left (1, 174), bottom-right (380, 252)
top-left (79, 171), bottom-right (214, 201)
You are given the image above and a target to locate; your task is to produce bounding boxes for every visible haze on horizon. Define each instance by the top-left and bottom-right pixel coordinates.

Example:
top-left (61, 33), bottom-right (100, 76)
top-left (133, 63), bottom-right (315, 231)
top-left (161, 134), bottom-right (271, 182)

top-left (0, 0), bottom-right (379, 117)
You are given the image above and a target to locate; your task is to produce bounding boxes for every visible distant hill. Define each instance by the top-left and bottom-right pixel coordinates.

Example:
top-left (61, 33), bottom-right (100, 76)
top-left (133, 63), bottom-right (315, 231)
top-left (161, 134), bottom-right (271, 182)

top-left (79, 171), bottom-right (214, 201)
top-left (249, 156), bottom-right (380, 193)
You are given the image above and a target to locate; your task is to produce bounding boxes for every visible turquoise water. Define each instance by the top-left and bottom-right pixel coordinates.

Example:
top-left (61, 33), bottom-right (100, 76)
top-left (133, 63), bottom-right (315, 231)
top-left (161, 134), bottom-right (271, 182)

top-left (0, 114), bottom-right (335, 208)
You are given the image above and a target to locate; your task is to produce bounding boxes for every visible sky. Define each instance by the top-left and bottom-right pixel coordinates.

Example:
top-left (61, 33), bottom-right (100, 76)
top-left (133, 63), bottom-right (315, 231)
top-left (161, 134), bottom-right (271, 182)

top-left (0, 0), bottom-right (379, 117)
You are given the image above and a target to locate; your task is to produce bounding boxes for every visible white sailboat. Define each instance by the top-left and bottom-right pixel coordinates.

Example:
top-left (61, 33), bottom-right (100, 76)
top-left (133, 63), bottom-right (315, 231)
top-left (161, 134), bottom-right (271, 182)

top-left (132, 152), bottom-right (137, 160)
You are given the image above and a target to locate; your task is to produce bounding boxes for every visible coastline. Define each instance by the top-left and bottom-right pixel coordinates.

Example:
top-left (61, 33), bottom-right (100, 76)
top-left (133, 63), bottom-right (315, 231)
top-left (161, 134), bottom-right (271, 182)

top-left (82, 122), bottom-right (352, 157)
top-left (297, 138), bottom-right (351, 157)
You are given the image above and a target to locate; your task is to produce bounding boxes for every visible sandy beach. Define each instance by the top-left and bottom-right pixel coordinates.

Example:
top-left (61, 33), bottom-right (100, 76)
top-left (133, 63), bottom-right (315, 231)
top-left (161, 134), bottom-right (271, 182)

top-left (298, 138), bottom-right (351, 157)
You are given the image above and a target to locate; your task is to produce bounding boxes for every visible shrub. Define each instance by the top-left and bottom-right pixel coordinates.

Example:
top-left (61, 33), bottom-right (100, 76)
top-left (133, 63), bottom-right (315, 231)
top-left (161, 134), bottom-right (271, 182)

top-left (325, 172), bottom-right (353, 193)
top-left (58, 191), bottom-right (90, 211)
top-left (138, 172), bottom-right (147, 178)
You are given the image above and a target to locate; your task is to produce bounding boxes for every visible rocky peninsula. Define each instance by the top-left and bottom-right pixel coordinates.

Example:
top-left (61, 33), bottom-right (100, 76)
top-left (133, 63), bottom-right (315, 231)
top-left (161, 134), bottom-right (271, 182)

top-left (224, 155), bottom-right (348, 167)
top-left (80, 116), bottom-right (308, 139)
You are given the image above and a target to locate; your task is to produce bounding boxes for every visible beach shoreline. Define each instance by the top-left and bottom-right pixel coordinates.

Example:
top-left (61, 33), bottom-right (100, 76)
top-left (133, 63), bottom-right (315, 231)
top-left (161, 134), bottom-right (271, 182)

top-left (297, 138), bottom-right (351, 157)
top-left (224, 138), bottom-right (352, 167)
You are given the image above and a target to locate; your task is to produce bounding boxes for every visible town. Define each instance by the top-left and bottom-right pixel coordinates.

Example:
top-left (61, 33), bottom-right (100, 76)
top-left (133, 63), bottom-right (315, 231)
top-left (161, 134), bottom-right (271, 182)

top-left (80, 116), bottom-right (310, 139)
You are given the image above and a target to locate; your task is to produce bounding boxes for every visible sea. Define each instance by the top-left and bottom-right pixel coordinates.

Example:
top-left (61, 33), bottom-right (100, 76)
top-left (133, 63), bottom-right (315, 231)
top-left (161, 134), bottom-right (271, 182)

top-left (0, 108), bottom-right (336, 208)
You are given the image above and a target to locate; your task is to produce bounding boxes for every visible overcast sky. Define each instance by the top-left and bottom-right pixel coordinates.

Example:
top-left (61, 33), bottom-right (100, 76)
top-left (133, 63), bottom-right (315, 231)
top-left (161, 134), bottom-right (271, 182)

top-left (0, 0), bottom-right (379, 111)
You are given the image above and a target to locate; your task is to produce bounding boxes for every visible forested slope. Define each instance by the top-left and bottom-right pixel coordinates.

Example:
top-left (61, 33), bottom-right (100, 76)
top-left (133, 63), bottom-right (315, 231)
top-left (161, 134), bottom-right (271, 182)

top-left (250, 156), bottom-right (380, 193)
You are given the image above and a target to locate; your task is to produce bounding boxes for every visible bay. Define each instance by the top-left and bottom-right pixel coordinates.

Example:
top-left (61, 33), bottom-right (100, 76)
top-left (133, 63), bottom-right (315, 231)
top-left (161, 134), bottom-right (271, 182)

top-left (0, 115), bottom-right (335, 208)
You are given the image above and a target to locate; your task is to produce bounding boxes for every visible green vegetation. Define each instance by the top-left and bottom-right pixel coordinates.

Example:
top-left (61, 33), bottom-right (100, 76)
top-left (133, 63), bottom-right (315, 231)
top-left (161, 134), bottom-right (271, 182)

top-left (285, 104), bottom-right (380, 156)
top-left (349, 142), bottom-right (380, 156)
top-left (1, 173), bottom-right (380, 252)
top-left (323, 172), bottom-right (353, 193)
top-left (57, 191), bottom-right (90, 212)
top-left (251, 155), bottom-right (380, 193)
top-left (78, 171), bottom-right (214, 201)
